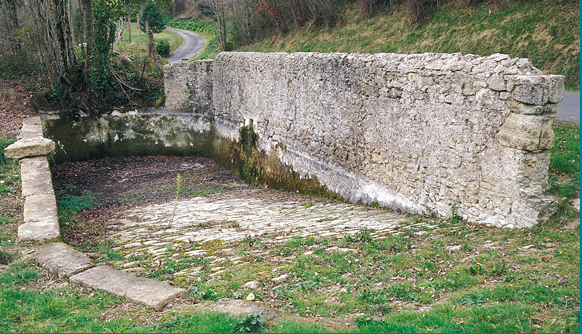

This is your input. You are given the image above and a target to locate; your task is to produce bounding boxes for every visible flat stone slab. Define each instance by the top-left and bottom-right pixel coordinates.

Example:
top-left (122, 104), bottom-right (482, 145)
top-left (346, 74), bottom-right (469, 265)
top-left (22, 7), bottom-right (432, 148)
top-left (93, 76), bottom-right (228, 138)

top-left (20, 156), bottom-right (50, 175)
top-left (20, 167), bottom-right (54, 197)
top-left (17, 116), bottom-right (43, 140)
top-left (23, 194), bottom-right (57, 224)
top-left (193, 299), bottom-right (283, 321)
top-left (70, 265), bottom-right (186, 310)
top-left (4, 136), bottom-right (55, 159)
top-left (18, 218), bottom-right (60, 242)
top-left (573, 198), bottom-right (580, 212)
top-left (32, 242), bottom-right (93, 278)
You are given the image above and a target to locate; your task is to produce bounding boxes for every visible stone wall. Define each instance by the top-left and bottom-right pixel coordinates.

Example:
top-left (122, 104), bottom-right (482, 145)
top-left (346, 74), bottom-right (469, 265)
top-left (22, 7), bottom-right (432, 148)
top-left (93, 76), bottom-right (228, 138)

top-left (162, 52), bottom-right (564, 228)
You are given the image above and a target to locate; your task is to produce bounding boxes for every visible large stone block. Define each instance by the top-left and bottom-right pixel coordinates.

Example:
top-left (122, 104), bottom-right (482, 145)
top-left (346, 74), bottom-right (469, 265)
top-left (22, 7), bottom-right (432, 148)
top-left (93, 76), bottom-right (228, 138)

top-left (4, 137), bottom-right (55, 159)
top-left (495, 113), bottom-right (554, 151)
top-left (18, 218), bottom-right (60, 242)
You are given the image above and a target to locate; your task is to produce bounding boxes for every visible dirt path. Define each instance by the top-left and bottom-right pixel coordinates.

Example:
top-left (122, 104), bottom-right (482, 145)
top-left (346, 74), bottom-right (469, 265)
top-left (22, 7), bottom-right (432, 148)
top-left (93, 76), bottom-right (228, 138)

top-left (0, 79), bottom-right (35, 136)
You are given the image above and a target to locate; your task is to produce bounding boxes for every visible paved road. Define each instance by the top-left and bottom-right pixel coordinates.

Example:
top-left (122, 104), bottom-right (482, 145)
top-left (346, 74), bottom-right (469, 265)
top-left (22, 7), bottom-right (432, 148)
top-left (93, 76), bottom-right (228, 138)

top-left (168, 28), bottom-right (206, 64)
top-left (556, 92), bottom-right (580, 124)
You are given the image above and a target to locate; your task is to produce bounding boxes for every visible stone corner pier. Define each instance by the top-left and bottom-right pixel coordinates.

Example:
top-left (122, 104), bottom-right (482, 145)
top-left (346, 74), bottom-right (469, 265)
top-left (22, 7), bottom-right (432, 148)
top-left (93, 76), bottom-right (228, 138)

top-left (162, 51), bottom-right (564, 228)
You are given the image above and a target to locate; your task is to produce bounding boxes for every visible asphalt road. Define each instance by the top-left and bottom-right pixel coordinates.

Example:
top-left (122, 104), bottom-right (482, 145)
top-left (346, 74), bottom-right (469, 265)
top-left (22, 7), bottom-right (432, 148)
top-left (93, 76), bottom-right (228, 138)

top-left (168, 28), bottom-right (206, 64)
top-left (556, 92), bottom-right (580, 124)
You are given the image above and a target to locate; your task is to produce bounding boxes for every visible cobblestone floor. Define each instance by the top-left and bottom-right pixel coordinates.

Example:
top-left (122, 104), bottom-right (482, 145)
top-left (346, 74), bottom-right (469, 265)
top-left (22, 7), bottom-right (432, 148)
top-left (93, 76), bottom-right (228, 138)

top-left (113, 188), bottom-right (408, 245)
top-left (108, 185), bottom-right (415, 277)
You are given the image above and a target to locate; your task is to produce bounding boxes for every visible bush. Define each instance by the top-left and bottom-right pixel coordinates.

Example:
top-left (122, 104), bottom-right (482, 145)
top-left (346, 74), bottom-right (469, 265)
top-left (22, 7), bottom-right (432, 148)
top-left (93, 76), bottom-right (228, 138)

top-left (140, 1), bottom-right (166, 33)
top-left (156, 39), bottom-right (171, 57)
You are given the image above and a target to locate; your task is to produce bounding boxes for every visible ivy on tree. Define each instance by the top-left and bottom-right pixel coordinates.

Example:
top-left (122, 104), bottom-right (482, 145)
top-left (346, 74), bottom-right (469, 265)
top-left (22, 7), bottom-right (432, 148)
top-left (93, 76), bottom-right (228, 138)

top-left (140, 1), bottom-right (166, 33)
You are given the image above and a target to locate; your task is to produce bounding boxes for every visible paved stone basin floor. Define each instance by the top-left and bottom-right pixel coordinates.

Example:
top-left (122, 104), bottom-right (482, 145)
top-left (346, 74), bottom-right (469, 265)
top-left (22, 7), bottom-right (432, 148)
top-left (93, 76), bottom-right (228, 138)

top-left (52, 156), bottom-right (437, 317)
top-left (111, 187), bottom-right (413, 274)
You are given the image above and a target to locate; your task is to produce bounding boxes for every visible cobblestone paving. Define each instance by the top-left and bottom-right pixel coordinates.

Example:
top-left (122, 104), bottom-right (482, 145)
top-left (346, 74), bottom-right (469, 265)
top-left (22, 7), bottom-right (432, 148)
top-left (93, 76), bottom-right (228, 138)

top-left (106, 185), bottom-right (414, 280)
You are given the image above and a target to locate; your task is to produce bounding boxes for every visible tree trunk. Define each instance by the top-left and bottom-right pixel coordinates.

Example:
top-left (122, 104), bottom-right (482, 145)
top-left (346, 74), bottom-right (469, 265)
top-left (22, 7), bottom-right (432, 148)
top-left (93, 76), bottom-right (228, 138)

top-left (137, 6), bottom-right (142, 46)
top-left (146, 20), bottom-right (159, 69)
top-left (80, 0), bottom-right (94, 53)
top-left (127, 16), bottom-right (131, 42)
top-left (1, 0), bottom-right (20, 53)
top-left (53, 0), bottom-right (76, 79)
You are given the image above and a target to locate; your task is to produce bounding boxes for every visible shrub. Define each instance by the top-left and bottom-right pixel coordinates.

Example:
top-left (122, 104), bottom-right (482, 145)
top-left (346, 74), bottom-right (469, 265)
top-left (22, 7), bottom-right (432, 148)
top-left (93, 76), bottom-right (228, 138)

top-left (140, 1), bottom-right (166, 33)
top-left (155, 39), bottom-right (171, 57)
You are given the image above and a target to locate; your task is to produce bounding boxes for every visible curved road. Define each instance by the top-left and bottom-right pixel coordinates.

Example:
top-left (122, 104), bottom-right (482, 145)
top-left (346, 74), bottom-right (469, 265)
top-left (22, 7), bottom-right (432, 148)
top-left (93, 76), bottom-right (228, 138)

top-left (168, 28), bottom-right (206, 64)
top-left (556, 92), bottom-right (580, 124)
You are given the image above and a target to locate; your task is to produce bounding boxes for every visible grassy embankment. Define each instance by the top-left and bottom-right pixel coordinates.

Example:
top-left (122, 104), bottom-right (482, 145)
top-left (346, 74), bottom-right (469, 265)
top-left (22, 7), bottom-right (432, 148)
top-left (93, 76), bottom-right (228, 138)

top-left (114, 23), bottom-right (183, 61)
top-left (177, 1), bottom-right (579, 90)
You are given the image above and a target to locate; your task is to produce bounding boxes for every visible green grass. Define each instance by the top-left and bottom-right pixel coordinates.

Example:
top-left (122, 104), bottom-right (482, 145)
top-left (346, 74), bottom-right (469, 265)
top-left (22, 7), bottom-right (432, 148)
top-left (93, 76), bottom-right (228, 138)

top-left (549, 122), bottom-right (580, 200)
top-left (0, 136), bottom-right (14, 166)
top-left (114, 23), bottom-right (183, 59)
top-left (57, 190), bottom-right (102, 212)
top-left (234, 1), bottom-right (579, 89)
top-left (43, 122), bottom-right (578, 332)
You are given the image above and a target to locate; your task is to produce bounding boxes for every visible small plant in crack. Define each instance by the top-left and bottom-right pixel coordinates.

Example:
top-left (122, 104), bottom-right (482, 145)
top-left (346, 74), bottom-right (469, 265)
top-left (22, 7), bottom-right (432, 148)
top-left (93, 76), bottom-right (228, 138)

top-left (450, 203), bottom-right (462, 224)
top-left (242, 235), bottom-right (261, 248)
top-left (234, 313), bottom-right (266, 333)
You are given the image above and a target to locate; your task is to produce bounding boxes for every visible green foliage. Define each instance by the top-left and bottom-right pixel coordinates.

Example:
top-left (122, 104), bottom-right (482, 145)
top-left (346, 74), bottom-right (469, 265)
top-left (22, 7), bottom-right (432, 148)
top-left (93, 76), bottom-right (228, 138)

top-left (450, 203), bottom-right (462, 224)
top-left (140, 1), bottom-right (166, 33)
top-left (0, 136), bottom-right (15, 166)
top-left (238, 0), bottom-right (580, 89)
top-left (57, 190), bottom-right (102, 212)
top-left (234, 313), bottom-right (266, 333)
top-left (187, 286), bottom-right (219, 301)
top-left (168, 20), bottom-right (214, 33)
top-left (155, 39), bottom-right (171, 57)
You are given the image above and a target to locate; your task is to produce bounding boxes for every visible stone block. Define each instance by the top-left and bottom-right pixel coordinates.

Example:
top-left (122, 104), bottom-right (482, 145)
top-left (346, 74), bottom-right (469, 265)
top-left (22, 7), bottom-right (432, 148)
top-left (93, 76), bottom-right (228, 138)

top-left (23, 194), bottom-right (57, 224)
top-left (20, 167), bottom-right (54, 197)
top-left (4, 137), bottom-right (55, 159)
top-left (18, 218), bottom-right (60, 242)
top-left (17, 116), bottom-right (43, 140)
top-left (20, 157), bottom-right (50, 176)
top-left (32, 242), bottom-right (93, 278)
top-left (510, 102), bottom-right (558, 115)
top-left (547, 75), bottom-right (565, 103)
top-left (511, 75), bottom-right (549, 105)
top-left (495, 113), bottom-right (554, 151)
top-left (487, 74), bottom-right (506, 91)
top-left (70, 265), bottom-right (186, 310)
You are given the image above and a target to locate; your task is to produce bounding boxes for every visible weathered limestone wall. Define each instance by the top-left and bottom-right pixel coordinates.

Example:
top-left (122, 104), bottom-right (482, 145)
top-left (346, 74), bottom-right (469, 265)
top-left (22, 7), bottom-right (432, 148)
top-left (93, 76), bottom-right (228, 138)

top-left (163, 52), bottom-right (564, 228)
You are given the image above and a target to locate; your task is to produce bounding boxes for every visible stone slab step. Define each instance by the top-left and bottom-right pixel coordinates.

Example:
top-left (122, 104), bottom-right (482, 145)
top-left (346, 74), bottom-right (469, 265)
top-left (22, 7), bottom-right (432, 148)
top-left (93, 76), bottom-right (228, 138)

top-left (32, 242), bottom-right (93, 278)
top-left (70, 265), bottom-right (186, 310)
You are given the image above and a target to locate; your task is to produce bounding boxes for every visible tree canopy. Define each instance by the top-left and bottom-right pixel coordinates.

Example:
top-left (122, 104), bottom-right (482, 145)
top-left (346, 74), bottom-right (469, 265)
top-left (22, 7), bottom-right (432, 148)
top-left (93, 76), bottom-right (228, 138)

top-left (140, 1), bottom-right (166, 33)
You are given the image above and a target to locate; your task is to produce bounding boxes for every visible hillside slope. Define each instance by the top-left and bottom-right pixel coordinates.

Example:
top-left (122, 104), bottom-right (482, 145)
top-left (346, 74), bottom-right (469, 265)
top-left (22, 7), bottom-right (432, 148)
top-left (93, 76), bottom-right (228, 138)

top-left (236, 1), bottom-right (579, 89)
